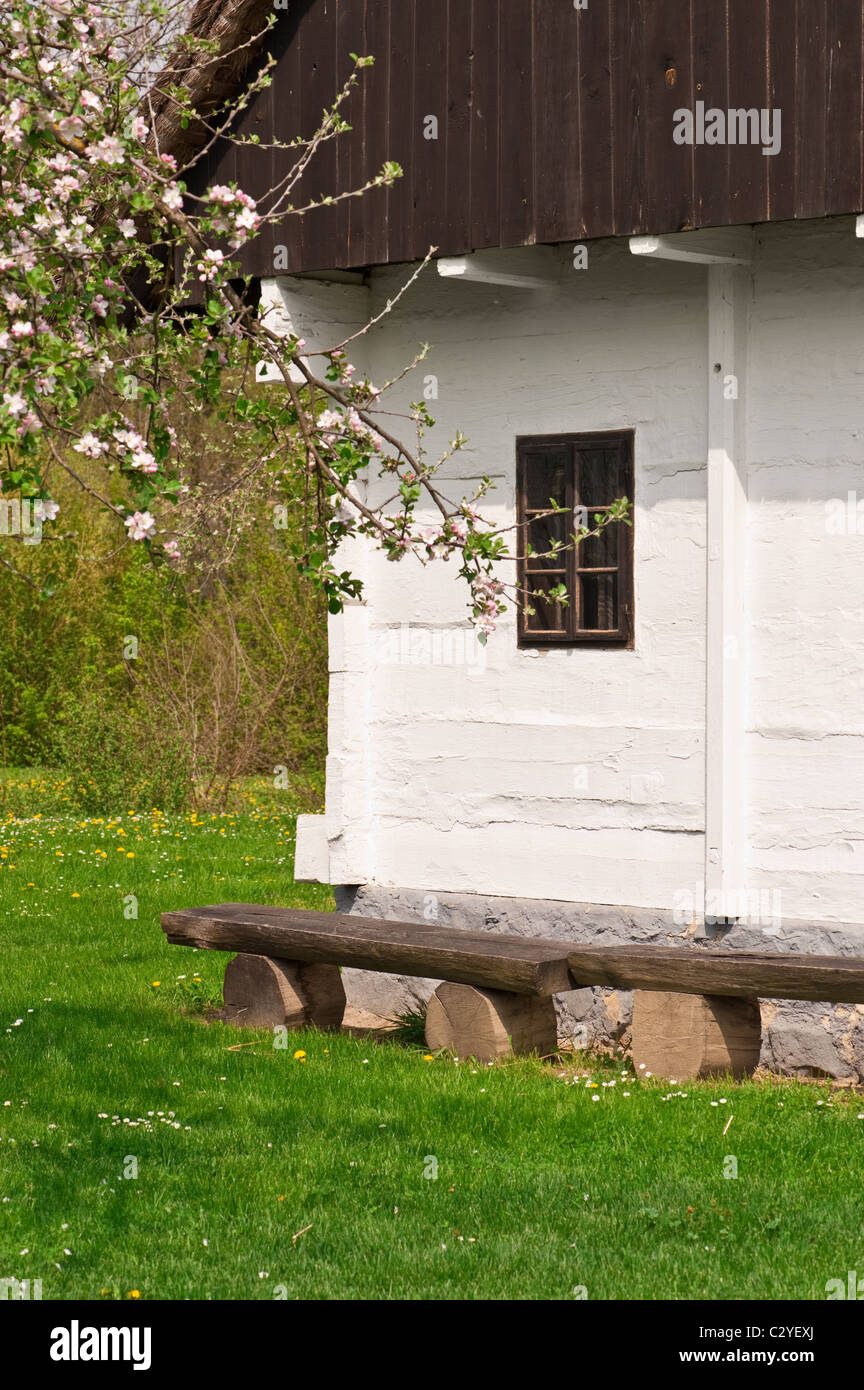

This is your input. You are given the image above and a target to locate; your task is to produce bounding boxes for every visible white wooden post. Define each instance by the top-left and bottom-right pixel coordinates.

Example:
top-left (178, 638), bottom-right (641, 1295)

top-left (704, 264), bottom-right (749, 930)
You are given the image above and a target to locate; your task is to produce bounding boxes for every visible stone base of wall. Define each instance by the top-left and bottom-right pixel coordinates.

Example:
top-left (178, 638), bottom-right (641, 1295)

top-left (335, 884), bottom-right (864, 1081)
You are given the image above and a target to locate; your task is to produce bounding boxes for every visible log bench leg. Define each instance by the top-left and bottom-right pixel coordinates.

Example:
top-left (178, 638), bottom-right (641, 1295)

top-left (222, 953), bottom-right (346, 1031)
top-left (424, 982), bottom-right (558, 1062)
top-left (631, 990), bottom-right (761, 1080)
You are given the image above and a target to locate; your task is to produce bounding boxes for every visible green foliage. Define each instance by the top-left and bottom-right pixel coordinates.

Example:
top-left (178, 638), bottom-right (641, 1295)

top-left (388, 1007), bottom-right (429, 1047)
top-left (0, 484), bottom-right (327, 811)
top-left (51, 690), bottom-right (192, 815)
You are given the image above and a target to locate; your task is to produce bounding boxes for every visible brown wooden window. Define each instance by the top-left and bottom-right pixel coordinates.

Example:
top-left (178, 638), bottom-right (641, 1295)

top-left (516, 431), bottom-right (634, 647)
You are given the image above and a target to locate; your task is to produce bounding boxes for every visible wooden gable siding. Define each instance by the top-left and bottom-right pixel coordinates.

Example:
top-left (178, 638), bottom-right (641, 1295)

top-left (192, 0), bottom-right (864, 275)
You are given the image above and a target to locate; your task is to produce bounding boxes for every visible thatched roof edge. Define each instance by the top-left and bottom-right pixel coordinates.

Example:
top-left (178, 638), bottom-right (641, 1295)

top-left (145, 0), bottom-right (280, 170)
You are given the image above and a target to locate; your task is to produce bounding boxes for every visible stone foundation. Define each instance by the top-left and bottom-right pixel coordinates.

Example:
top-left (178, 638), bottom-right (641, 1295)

top-left (334, 885), bottom-right (864, 1081)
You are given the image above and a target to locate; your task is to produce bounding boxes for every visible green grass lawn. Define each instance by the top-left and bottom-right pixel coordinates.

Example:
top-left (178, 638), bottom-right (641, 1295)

top-left (2, 781), bottom-right (864, 1300)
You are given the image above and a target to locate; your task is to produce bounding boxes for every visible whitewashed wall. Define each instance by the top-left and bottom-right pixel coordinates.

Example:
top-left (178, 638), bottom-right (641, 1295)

top-left (289, 216), bottom-right (864, 928)
top-left (747, 218), bottom-right (864, 923)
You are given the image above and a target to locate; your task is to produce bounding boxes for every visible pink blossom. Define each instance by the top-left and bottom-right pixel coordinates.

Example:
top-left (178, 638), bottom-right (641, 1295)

top-left (35, 499), bottom-right (59, 522)
top-left (1, 98), bottom-right (27, 148)
top-left (233, 205), bottom-right (259, 233)
top-left (3, 392), bottom-right (27, 417)
top-left (208, 185), bottom-right (237, 206)
top-left (73, 432), bottom-right (108, 458)
top-left (85, 136), bottom-right (124, 166)
top-left (52, 175), bottom-right (81, 202)
top-left (113, 426), bottom-right (156, 472)
top-left (113, 426), bottom-right (145, 450)
top-left (90, 294), bottom-right (110, 317)
top-left (414, 524), bottom-right (442, 548)
top-left (11, 321), bottom-right (33, 338)
top-left (317, 410), bottom-right (343, 436)
top-left (118, 219), bottom-right (136, 239)
top-left (346, 408), bottom-right (370, 436)
top-left (57, 115), bottom-right (85, 140)
top-left (124, 511), bottom-right (157, 542)
top-left (196, 249), bottom-right (225, 282)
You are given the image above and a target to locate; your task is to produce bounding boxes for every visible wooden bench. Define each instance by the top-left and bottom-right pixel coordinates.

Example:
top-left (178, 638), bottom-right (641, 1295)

top-left (160, 903), bottom-right (864, 1078)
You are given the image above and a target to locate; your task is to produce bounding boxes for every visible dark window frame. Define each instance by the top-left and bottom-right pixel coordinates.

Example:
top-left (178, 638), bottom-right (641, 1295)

top-left (516, 430), bottom-right (635, 649)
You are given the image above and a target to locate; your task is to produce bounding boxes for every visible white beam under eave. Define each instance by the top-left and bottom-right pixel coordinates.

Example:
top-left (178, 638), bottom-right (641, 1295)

top-left (630, 228), bottom-right (753, 265)
top-left (437, 251), bottom-right (555, 290)
top-left (703, 264), bottom-right (749, 932)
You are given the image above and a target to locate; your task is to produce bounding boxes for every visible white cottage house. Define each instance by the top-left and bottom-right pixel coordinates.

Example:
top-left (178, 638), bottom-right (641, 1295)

top-left (181, 0), bottom-right (864, 1077)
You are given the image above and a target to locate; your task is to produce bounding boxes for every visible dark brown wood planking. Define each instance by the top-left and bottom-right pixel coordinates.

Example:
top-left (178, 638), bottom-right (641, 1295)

top-left (173, 0), bottom-right (864, 277)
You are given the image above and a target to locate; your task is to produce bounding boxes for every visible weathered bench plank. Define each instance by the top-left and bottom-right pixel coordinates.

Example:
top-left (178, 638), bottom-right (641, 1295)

top-left (161, 904), bottom-right (864, 1072)
top-left (160, 904), bottom-right (574, 996)
top-left (162, 904), bottom-right (864, 1005)
top-left (567, 944), bottom-right (864, 1004)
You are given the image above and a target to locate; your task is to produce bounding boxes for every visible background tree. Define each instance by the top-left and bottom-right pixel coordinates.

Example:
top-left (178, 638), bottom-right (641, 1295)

top-left (0, 0), bottom-right (625, 808)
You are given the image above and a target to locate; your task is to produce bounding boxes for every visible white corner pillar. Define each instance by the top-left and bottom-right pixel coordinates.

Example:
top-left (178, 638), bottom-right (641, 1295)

top-left (704, 264), bottom-right (749, 929)
top-left (324, 535), bottom-right (375, 886)
top-left (295, 534), bottom-right (375, 888)
top-left (294, 525), bottom-right (375, 884)
top-left (261, 273), bottom-right (376, 887)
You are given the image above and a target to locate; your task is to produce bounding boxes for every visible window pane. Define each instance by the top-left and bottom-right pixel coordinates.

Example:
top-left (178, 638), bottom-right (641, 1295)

top-left (579, 447), bottom-right (621, 507)
top-left (524, 573), bottom-right (568, 632)
top-left (527, 509), bottom-right (568, 562)
top-left (580, 572), bottom-right (618, 630)
top-left (517, 432), bottom-right (631, 646)
top-left (580, 516), bottom-right (620, 569)
top-left (524, 450), bottom-right (568, 510)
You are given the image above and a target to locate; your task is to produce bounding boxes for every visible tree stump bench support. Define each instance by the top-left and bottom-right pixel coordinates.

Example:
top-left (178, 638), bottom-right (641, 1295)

top-left (425, 983), bottom-right (559, 1062)
top-left (160, 904), bottom-right (864, 1078)
top-left (222, 954), bottom-right (346, 1032)
top-left (630, 991), bottom-right (762, 1080)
